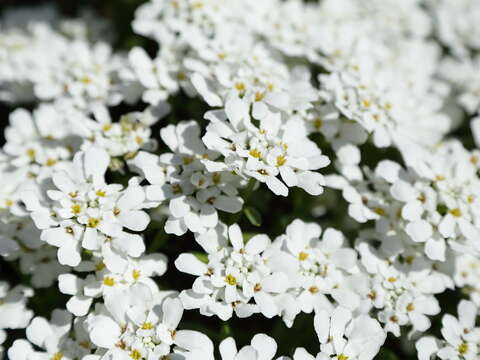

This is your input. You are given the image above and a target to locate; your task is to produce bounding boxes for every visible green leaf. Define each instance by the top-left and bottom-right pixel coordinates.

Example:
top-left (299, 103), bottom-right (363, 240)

top-left (244, 206), bottom-right (262, 227)
top-left (193, 252), bottom-right (209, 263)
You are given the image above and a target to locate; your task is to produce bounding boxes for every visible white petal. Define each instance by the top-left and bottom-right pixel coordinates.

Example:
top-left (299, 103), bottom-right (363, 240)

top-left (245, 235), bottom-right (270, 255)
top-left (119, 210), bottom-right (150, 231)
top-left (228, 224), bottom-right (244, 250)
top-left (265, 176), bottom-right (288, 196)
top-left (58, 274), bottom-right (81, 295)
top-left (7, 340), bottom-right (34, 360)
top-left (251, 334), bottom-right (277, 360)
top-left (162, 297), bottom-right (183, 329)
top-left (425, 238), bottom-right (446, 261)
top-left (26, 317), bottom-right (52, 348)
top-left (175, 254), bottom-right (208, 276)
top-left (458, 300), bottom-right (477, 330)
top-left (254, 292), bottom-right (278, 318)
top-left (58, 242), bottom-right (81, 267)
top-left (213, 195), bottom-right (243, 213)
top-left (88, 315), bottom-right (121, 348)
top-left (405, 220), bottom-right (433, 243)
top-left (225, 97), bottom-right (249, 128)
top-left (66, 295), bottom-right (93, 317)
top-left (219, 337), bottom-right (237, 360)
top-left (174, 330), bottom-right (214, 355)
top-left (169, 197), bottom-right (191, 218)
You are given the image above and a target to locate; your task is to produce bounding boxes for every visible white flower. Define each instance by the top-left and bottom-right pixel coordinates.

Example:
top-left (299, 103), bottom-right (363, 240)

top-left (8, 309), bottom-right (91, 360)
top-left (131, 121), bottom-right (244, 236)
top-left (220, 334), bottom-right (279, 360)
top-left (203, 97), bottom-right (330, 197)
top-left (58, 252), bottom-right (167, 316)
top-left (416, 300), bottom-right (480, 360)
top-left (0, 282), bottom-right (33, 333)
top-left (22, 147), bottom-right (150, 267)
top-left (176, 222), bottom-right (289, 320)
top-left (87, 286), bottom-right (214, 360)
top-left (268, 219), bottom-right (358, 325)
top-left (313, 307), bottom-right (386, 360)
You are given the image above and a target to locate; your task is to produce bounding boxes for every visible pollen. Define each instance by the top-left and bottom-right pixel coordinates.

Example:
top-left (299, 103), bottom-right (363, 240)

top-left (435, 175), bottom-right (445, 181)
top-left (212, 173), bottom-right (221, 184)
top-left (276, 155), bottom-right (286, 166)
top-left (308, 286), bottom-right (319, 294)
top-left (96, 190), bottom-right (106, 197)
top-left (337, 355), bottom-right (349, 360)
top-left (458, 342), bottom-right (468, 354)
top-left (235, 82), bottom-right (246, 92)
top-left (95, 262), bottom-right (106, 271)
top-left (207, 196), bottom-right (216, 205)
top-left (69, 191), bottom-right (78, 198)
top-left (373, 207), bottom-right (386, 216)
top-left (255, 92), bottom-right (265, 102)
top-left (103, 277), bottom-right (115, 286)
top-left (468, 195), bottom-right (475, 204)
top-left (135, 136), bottom-right (144, 145)
top-left (113, 207), bottom-right (121, 216)
top-left (249, 149), bottom-right (262, 158)
top-left (182, 156), bottom-right (194, 165)
top-left (172, 183), bottom-right (183, 194)
top-left (81, 75), bottom-right (92, 84)
top-left (87, 217), bottom-right (100, 228)
top-left (4, 199), bottom-right (13, 207)
top-left (257, 169), bottom-right (268, 176)
top-left (141, 321), bottom-right (153, 330)
top-left (361, 99), bottom-right (371, 108)
top-left (387, 277), bottom-right (397, 283)
top-left (65, 226), bottom-right (74, 234)
top-left (254, 283), bottom-right (262, 292)
top-left (313, 118), bottom-right (323, 129)
top-left (79, 341), bottom-right (91, 349)
top-left (406, 303), bottom-right (415, 312)
top-left (102, 124), bottom-right (112, 132)
top-left (225, 274), bottom-right (237, 286)
top-left (130, 349), bottom-right (142, 360)
top-left (26, 148), bottom-right (36, 159)
top-left (51, 353), bottom-right (64, 360)
top-left (132, 269), bottom-right (141, 280)
top-left (298, 251), bottom-right (309, 261)
top-left (46, 158), bottom-right (57, 167)
top-left (450, 208), bottom-right (462, 217)
top-left (71, 204), bottom-right (81, 215)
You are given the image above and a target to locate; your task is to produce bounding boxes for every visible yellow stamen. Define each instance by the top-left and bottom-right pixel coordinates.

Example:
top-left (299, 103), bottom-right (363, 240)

top-left (225, 274), bottom-right (237, 286)
top-left (249, 149), bottom-right (262, 158)
top-left (103, 277), bottom-right (115, 286)
top-left (298, 251), bottom-right (309, 261)
top-left (71, 204), bottom-right (81, 215)
top-left (87, 217), bottom-right (100, 228)
top-left (132, 269), bottom-right (141, 280)
top-left (450, 208), bottom-right (462, 217)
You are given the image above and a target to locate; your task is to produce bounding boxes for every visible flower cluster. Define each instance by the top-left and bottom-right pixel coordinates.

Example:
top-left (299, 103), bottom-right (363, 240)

top-left (0, 0), bottom-right (479, 360)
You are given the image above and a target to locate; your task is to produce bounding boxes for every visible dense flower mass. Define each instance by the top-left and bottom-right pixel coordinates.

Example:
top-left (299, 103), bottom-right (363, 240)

top-left (0, 0), bottom-right (480, 359)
